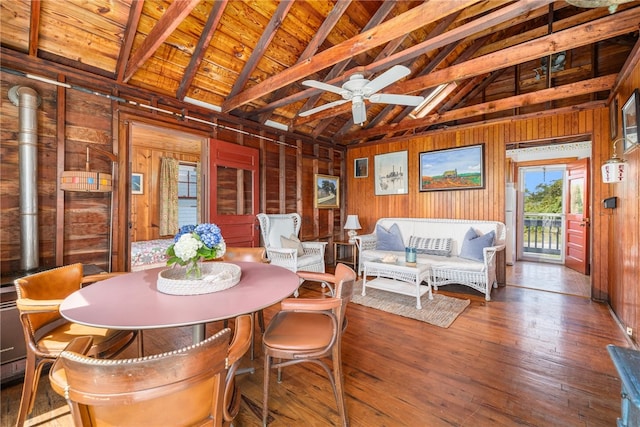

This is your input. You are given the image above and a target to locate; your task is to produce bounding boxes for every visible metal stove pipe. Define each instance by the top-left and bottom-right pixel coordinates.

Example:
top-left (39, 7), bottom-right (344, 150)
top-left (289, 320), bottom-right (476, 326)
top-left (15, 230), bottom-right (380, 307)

top-left (8, 86), bottom-right (41, 271)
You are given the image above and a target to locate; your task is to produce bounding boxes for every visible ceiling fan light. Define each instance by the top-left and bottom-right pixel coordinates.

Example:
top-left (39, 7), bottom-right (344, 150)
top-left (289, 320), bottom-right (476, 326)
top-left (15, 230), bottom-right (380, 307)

top-left (564, 0), bottom-right (632, 13)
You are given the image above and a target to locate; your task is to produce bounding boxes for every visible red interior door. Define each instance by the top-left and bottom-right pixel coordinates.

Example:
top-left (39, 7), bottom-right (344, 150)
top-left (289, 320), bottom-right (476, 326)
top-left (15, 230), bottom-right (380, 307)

top-left (209, 139), bottom-right (259, 247)
top-left (565, 158), bottom-right (590, 275)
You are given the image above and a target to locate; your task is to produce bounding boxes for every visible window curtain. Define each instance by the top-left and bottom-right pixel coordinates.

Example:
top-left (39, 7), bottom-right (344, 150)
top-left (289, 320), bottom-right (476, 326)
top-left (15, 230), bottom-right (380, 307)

top-left (159, 157), bottom-right (179, 236)
top-left (196, 162), bottom-right (201, 223)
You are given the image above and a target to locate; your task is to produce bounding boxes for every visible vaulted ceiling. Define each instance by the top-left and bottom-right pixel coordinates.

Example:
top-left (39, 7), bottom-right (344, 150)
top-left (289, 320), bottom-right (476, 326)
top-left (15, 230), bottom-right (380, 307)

top-left (1, 0), bottom-right (639, 147)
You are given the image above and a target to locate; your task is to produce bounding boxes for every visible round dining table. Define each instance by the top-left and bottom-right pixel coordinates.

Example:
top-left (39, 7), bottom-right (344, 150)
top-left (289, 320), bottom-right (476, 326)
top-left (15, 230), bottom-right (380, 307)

top-left (60, 262), bottom-right (300, 346)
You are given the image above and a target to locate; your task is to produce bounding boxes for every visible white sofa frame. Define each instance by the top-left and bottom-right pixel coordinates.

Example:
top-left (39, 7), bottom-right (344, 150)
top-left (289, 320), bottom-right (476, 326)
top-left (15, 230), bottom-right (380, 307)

top-left (355, 218), bottom-right (506, 301)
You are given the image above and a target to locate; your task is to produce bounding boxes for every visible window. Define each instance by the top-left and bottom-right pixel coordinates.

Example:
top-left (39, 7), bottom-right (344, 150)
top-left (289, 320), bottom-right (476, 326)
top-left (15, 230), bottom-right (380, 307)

top-left (178, 164), bottom-right (198, 227)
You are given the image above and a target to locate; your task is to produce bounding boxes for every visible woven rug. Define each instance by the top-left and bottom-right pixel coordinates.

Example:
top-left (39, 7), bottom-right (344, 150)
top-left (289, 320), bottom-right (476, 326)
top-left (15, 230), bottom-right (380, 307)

top-left (350, 280), bottom-right (470, 328)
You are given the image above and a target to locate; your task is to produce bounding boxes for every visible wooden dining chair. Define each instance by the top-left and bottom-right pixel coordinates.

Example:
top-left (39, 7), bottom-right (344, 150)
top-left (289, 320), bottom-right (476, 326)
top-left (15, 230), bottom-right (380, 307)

top-left (13, 264), bottom-right (138, 427)
top-left (262, 263), bottom-right (356, 427)
top-left (49, 314), bottom-right (252, 427)
top-left (219, 246), bottom-right (268, 359)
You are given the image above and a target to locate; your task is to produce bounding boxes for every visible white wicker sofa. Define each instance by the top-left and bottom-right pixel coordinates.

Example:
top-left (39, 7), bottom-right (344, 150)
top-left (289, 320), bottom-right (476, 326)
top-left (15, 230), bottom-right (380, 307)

top-left (355, 218), bottom-right (506, 301)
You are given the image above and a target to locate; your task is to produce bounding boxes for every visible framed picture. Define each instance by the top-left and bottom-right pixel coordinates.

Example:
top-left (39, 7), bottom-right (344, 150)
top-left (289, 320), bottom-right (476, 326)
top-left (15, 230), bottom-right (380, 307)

top-left (314, 174), bottom-right (339, 208)
top-left (131, 173), bottom-right (144, 195)
top-left (419, 144), bottom-right (485, 192)
top-left (610, 97), bottom-right (618, 140)
top-left (622, 88), bottom-right (639, 153)
top-left (354, 157), bottom-right (368, 178)
top-left (374, 151), bottom-right (408, 195)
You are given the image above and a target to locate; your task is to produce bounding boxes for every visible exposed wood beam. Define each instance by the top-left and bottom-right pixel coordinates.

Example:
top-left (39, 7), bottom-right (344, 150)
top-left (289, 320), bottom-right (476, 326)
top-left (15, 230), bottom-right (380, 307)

top-left (364, 12), bottom-right (462, 130)
top-left (258, 0), bottom-right (352, 123)
top-left (392, 8), bottom-right (640, 96)
top-left (295, 0), bottom-right (399, 120)
top-left (176, 0), bottom-right (228, 100)
top-left (123, 0), bottom-right (200, 82)
top-left (361, 0), bottom-right (555, 76)
top-left (344, 74), bottom-right (616, 142)
top-left (116, 0), bottom-right (144, 82)
top-left (250, 0), bottom-right (553, 118)
top-left (221, 0), bottom-right (480, 112)
top-left (28, 0), bottom-right (40, 56)
top-left (227, 0), bottom-right (294, 98)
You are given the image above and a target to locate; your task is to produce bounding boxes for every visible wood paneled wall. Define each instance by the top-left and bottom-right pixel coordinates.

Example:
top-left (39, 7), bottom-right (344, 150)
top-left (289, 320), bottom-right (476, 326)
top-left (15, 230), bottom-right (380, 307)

top-left (346, 90), bottom-right (639, 345)
top-left (0, 70), bottom-right (344, 276)
top-left (608, 62), bottom-right (639, 345)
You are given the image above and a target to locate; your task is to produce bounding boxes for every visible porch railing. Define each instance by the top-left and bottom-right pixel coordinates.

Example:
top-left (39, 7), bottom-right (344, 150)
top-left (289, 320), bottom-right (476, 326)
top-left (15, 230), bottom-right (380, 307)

top-left (523, 213), bottom-right (562, 256)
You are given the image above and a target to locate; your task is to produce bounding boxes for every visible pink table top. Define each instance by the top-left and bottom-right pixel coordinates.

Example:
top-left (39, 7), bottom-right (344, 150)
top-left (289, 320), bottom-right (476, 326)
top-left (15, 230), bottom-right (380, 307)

top-left (60, 262), bottom-right (299, 330)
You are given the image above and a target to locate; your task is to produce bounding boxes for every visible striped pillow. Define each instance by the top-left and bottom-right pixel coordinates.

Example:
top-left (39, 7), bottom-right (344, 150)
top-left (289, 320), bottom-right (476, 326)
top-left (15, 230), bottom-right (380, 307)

top-left (408, 236), bottom-right (452, 257)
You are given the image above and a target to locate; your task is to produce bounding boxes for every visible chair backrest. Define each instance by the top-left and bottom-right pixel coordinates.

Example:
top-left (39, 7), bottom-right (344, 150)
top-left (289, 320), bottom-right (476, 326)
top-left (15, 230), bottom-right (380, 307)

top-left (52, 327), bottom-right (239, 426)
top-left (256, 213), bottom-right (301, 249)
top-left (221, 247), bottom-right (267, 263)
top-left (333, 263), bottom-right (356, 324)
top-left (14, 263), bottom-right (84, 332)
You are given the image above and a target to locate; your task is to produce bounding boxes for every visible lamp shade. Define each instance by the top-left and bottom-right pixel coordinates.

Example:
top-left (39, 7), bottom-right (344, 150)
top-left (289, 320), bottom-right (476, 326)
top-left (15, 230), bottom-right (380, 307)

top-left (344, 215), bottom-right (361, 230)
top-left (601, 159), bottom-right (626, 183)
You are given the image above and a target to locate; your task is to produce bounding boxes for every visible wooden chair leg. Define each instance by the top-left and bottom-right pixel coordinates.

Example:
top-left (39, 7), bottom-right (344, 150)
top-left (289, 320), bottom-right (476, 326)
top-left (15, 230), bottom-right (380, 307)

top-left (15, 352), bottom-right (36, 427)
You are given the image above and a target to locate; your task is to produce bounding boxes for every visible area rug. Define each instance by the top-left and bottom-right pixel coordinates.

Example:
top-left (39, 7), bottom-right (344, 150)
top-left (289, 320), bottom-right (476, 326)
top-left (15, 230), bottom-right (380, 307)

top-left (350, 280), bottom-right (470, 328)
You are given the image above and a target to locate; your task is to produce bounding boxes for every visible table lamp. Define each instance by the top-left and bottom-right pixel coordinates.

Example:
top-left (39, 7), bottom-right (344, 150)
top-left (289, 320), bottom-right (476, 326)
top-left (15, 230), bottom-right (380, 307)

top-left (344, 215), bottom-right (362, 243)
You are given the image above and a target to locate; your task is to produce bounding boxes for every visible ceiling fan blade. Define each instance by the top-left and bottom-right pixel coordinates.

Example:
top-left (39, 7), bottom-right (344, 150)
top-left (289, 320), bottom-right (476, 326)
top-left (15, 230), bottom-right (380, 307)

top-left (369, 93), bottom-right (424, 106)
top-left (301, 80), bottom-right (345, 96)
top-left (363, 65), bottom-right (411, 95)
top-left (299, 99), bottom-right (349, 117)
top-left (352, 100), bottom-right (367, 125)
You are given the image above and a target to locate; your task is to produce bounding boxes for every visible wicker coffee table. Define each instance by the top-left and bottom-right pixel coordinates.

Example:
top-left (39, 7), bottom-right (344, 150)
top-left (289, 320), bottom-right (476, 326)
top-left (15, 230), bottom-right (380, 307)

top-left (362, 260), bottom-right (433, 309)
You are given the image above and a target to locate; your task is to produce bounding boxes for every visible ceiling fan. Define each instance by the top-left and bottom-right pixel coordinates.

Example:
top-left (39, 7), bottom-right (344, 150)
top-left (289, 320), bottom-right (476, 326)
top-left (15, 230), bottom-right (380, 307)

top-left (299, 65), bottom-right (424, 126)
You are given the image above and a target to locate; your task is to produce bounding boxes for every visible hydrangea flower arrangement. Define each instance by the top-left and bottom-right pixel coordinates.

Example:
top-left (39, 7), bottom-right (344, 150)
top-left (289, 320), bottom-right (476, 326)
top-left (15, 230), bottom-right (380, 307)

top-left (166, 223), bottom-right (226, 279)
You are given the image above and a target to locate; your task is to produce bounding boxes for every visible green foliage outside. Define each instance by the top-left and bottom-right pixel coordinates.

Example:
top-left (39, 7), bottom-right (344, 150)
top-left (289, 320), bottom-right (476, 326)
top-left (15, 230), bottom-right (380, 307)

top-left (524, 179), bottom-right (562, 213)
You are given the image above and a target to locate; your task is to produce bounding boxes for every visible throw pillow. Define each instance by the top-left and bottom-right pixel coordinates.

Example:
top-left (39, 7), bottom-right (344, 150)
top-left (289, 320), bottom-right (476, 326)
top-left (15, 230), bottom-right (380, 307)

top-left (375, 223), bottom-right (405, 251)
top-left (280, 234), bottom-right (304, 256)
top-left (459, 228), bottom-right (496, 262)
top-left (408, 236), bottom-right (452, 257)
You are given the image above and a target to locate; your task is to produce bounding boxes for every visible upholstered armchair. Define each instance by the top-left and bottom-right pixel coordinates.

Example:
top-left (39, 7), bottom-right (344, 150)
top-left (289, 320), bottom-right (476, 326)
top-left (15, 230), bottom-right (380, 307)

top-left (49, 314), bottom-right (252, 427)
top-left (261, 264), bottom-right (356, 427)
top-left (14, 264), bottom-right (138, 427)
top-left (256, 213), bottom-right (327, 275)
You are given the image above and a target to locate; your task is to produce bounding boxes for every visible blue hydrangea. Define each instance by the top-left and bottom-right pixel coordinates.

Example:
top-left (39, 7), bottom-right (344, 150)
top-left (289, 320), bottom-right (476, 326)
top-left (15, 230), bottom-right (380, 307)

top-left (194, 223), bottom-right (222, 248)
top-left (166, 223), bottom-right (226, 271)
top-left (174, 224), bottom-right (196, 242)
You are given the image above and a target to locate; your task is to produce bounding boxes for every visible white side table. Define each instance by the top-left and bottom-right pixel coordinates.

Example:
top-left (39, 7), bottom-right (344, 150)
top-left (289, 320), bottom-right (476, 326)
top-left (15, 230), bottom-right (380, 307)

top-left (362, 260), bottom-right (433, 309)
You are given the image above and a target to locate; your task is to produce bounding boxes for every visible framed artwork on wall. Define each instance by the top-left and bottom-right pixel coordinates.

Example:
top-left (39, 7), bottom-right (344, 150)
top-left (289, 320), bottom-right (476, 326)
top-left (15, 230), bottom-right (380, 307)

top-left (374, 151), bottom-right (408, 195)
top-left (354, 157), bottom-right (368, 178)
top-left (314, 174), bottom-right (339, 208)
top-left (419, 144), bottom-right (485, 192)
top-left (131, 173), bottom-right (144, 195)
top-left (622, 88), bottom-right (639, 153)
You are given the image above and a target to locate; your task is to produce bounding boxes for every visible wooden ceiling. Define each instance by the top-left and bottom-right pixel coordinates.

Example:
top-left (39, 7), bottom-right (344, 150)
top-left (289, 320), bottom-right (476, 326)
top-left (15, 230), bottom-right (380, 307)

top-left (1, 0), bottom-right (639, 147)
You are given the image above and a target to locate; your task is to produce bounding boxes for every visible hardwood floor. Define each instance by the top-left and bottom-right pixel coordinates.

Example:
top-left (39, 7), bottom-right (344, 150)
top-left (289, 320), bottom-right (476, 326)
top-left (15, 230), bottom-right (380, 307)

top-left (1, 262), bottom-right (632, 426)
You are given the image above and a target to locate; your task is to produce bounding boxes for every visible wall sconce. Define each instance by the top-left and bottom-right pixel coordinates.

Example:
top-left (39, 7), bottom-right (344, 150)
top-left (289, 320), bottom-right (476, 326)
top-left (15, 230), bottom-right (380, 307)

top-left (601, 138), bottom-right (627, 183)
top-left (60, 146), bottom-right (117, 192)
top-left (344, 215), bottom-right (362, 243)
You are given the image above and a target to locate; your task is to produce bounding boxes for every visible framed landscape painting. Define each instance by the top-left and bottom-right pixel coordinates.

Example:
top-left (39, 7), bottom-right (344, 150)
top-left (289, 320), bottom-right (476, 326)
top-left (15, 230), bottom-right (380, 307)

top-left (314, 174), bottom-right (339, 208)
top-left (419, 144), bottom-right (485, 192)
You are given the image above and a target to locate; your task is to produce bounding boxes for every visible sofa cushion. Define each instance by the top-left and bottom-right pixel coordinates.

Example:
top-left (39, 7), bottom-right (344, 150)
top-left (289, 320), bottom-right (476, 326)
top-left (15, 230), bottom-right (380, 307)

top-left (459, 228), bottom-right (495, 262)
top-left (376, 223), bottom-right (405, 251)
top-left (408, 236), bottom-right (452, 256)
top-left (280, 234), bottom-right (304, 256)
